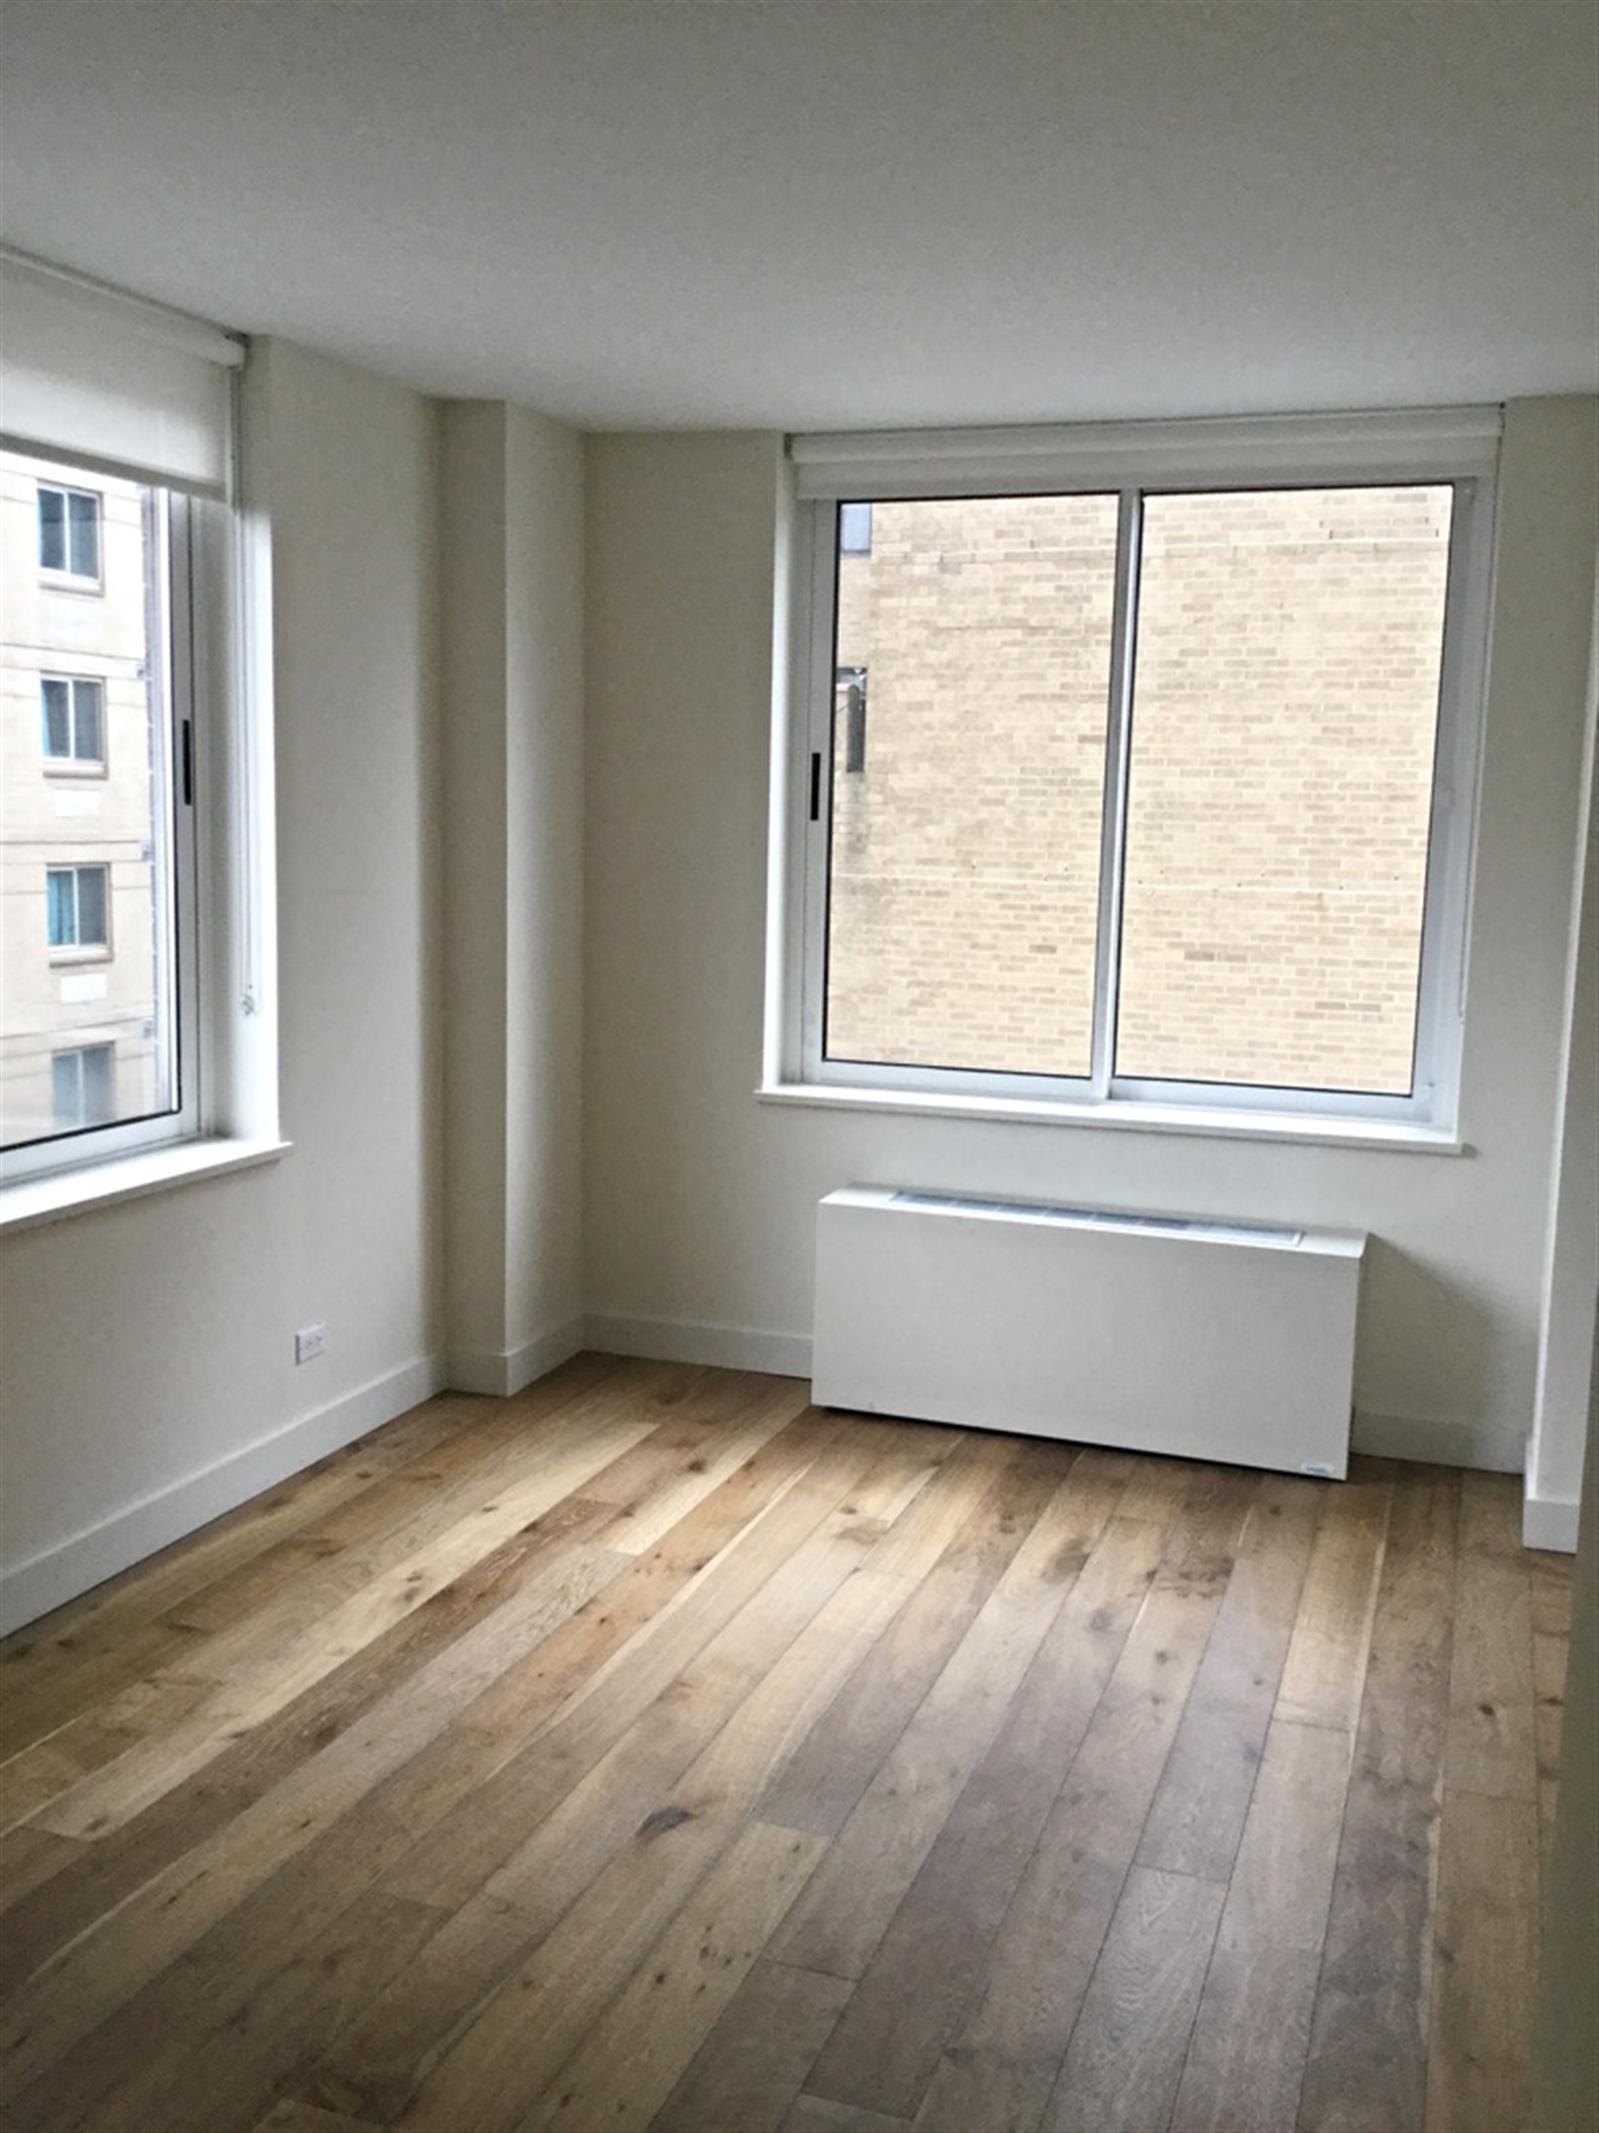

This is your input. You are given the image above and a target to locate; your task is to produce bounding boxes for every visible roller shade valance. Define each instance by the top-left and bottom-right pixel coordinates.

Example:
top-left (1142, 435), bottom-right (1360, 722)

top-left (788, 406), bottom-right (1504, 500)
top-left (1, 250), bottom-right (244, 497)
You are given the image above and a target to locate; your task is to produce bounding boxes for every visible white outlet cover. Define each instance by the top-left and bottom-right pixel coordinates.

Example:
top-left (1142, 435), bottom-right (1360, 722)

top-left (294, 1323), bottom-right (327, 1364)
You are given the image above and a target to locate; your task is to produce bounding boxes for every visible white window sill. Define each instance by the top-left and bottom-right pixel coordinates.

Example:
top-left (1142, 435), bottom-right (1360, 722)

top-left (756, 1081), bottom-right (1468, 1154)
top-left (0, 1135), bottom-right (292, 1232)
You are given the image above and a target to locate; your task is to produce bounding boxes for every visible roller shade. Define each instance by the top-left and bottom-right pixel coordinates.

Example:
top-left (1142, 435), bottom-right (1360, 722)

top-left (789, 406), bottom-right (1504, 500)
top-left (1, 250), bottom-right (244, 496)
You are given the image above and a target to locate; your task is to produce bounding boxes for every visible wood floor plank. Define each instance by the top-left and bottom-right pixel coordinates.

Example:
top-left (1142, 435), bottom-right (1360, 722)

top-left (1298, 1461), bottom-right (1459, 2133)
top-left (768, 1452), bottom-right (1093, 1981)
top-left (1137, 1472), bottom-right (1323, 1881)
top-left (522, 1820), bottom-right (826, 2132)
top-left (249, 2102), bottom-right (385, 2133)
top-left (1041, 1560), bottom-right (1231, 1869)
top-left (1040, 1864), bottom-right (1226, 2133)
top-left (0, 1392), bottom-right (489, 1750)
top-left (1275, 1468), bottom-right (1393, 1734)
top-left (799, 1471), bottom-right (1157, 2119)
top-left (0, 1502), bottom-right (618, 1991)
top-left (26, 1409), bottom-right (658, 1841)
top-left (0, 1823), bottom-right (87, 1911)
top-left (0, 1532), bottom-right (628, 2092)
top-left (371, 1419), bottom-right (876, 1914)
top-left (649, 1958), bottom-right (853, 2133)
top-left (1424, 1788), bottom-right (1540, 2133)
top-left (1533, 1620), bottom-right (1568, 1868)
top-left (608, 1387), bottom-right (816, 1555)
top-left (309, 1550), bottom-right (909, 2125)
top-left (913, 1840), bottom-right (1125, 2133)
top-left (1171, 1717), bottom-right (1350, 2132)
top-left (783, 2097), bottom-right (913, 2133)
top-left (1444, 1471), bottom-right (1537, 1800)
top-left (6, 1887), bottom-right (447, 2133)
top-left (0, 1714), bottom-right (144, 1834)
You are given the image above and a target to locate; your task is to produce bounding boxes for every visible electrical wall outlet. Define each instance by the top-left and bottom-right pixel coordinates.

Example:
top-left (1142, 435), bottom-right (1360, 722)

top-left (294, 1321), bottom-right (327, 1365)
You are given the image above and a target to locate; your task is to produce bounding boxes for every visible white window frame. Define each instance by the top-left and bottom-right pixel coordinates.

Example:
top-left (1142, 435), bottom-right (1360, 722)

top-left (771, 409), bottom-right (1500, 1135)
top-left (40, 672), bottom-right (107, 771)
top-left (37, 477), bottom-right (103, 587)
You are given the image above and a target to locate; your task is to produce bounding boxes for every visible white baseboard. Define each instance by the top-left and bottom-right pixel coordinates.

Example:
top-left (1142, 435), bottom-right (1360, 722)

top-left (445, 1318), bottom-right (587, 1398)
top-left (0, 1353), bottom-right (446, 1636)
top-left (1351, 1407), bottom-right (1517, 1472)
top-left (1523, 1491), bottom-right (1581, 1553)
top-left (585, 1312), bottom-right (811, 1381)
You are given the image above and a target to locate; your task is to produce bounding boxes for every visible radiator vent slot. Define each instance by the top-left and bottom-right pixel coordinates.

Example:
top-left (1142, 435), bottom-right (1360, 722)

top-left (889, 1190), bottom-right (1302, 1248)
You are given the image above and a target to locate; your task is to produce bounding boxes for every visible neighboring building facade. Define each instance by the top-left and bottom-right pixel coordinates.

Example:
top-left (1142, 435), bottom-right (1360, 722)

top-left (831, 485), bottom-right (1450, 1094)
top-left (0, 447), bottom-right (164, 1148)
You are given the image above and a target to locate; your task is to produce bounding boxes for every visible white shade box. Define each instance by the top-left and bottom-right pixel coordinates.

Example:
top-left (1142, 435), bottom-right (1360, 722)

top-left (812, 1186), bottom-right (1366, 1478)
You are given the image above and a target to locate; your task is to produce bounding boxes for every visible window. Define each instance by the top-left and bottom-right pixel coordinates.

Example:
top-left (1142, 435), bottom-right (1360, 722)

top-left (778, 413), bottom-right (1497, 1129)
top-left (3, 447), bottom-right (196, 1165)
top-left (51, 1044), bottom-right (115, 1130)
top-left (0, 251), bottom-right (270, 1203)
top-left (41, 675), bottom-right (105, 766)
top-left (38, 480), bottom-right (101, 582)
top-left (839, 501), bottom-right (873, 555)
top-left (46, 862), bottom-right (110, 952)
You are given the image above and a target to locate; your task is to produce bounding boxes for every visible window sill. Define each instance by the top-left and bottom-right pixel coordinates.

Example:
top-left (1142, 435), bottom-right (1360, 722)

top-left (0, 1134), bottom-right (292, 1232)
top-left (756, 1081), bottom-right (1468, 1154)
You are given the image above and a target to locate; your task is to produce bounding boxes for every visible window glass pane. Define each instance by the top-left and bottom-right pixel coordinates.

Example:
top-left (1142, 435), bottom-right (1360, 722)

top-left (3, 450), bottom-right (180, 1149)
top-left (75, 865), bottom-right (109, 945)
top-left (46, 867), bottom-right (76, 946)
top-left (68, 490), bottom-right (100, 577)
top-left (1116, 484), bottom-right (1452, 1095)
top-left (41, 678), bottom-right (71, 756)
top-left (824, 493), bottom-right (1119, 1076)
top-left (49, 1050), bottom-right (83, 1127)
top-left (38, 485), bottom-right (65, 571)
top-left (82, 1042), bottom-right (116, 1122)
top-left (72, 680), bottom-right (104, 761)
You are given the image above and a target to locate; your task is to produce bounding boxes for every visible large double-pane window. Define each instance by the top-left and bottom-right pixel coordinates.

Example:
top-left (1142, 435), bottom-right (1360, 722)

top-left (784, 415), bottom-right (1495, 1127)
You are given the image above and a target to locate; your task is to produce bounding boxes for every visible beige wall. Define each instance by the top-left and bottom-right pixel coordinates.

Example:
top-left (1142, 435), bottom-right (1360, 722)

top-left (0, 339), bottom-right (445, 1603)
top-left (0, 456), bottom-right (163, 1140)
top-left (584, 402), bottom-right (1599, 1473)
top-left (441, 400), bottom-right (585, 1390)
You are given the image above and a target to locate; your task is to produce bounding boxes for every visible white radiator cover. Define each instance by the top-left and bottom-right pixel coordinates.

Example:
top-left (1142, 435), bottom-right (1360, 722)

top-left (813, 1186), bottom-right (1366, 1479)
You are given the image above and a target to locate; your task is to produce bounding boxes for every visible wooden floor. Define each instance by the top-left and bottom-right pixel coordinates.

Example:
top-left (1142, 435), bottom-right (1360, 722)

top-left (0, 1356), bottom-right (1572, 2133)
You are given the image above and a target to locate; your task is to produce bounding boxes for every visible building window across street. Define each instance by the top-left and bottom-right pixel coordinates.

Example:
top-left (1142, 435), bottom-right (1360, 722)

top-left (50, 1043), bottom-right (116, 1131)
top-left (37, 479), bottom-right (101, 582)
top-left (41, 675), bottom-right (105, 766)
top-left (46, 862), bottom-right (111, 953)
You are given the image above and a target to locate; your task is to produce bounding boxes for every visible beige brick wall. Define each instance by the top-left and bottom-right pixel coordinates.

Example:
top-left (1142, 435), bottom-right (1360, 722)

top-left (828, 484), bottom-right (1450, 1095)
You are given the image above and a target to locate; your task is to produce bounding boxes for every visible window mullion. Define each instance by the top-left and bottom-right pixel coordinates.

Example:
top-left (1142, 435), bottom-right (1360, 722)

top-left (1088, 487), bottom-right (1141, 1099)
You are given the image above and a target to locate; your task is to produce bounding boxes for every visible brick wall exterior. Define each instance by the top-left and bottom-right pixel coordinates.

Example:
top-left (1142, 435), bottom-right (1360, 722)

top-left (828, 484), bottom-right (1450, 1094)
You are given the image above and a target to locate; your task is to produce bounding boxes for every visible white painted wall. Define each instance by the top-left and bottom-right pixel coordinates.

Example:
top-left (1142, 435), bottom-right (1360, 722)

top-left (503, 407), bottom-right (586, 1374)
top-left (441, 402), bottom-right (585, 1395)
top-left (0, 338), bottom-right (445, 1625)
top-left (1527, 579), bottom-right (1599, 1546)
top-left (584, 403), bottom-right (1599, 1475)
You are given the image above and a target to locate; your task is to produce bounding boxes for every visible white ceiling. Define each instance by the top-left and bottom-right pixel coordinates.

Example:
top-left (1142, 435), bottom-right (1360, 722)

top-left (2, 3), bottom-right (1595, 430)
